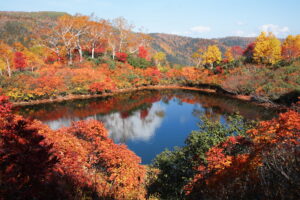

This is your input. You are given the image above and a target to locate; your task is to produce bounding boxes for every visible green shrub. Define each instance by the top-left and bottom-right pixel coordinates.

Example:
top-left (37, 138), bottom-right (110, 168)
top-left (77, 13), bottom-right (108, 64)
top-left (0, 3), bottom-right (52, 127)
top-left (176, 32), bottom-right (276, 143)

top-left (105, 59), bottom-right (116, 70)
top-left (127, 55), bottom-right (151, 69)
top-left (148, 114), bottom-right (255, 199)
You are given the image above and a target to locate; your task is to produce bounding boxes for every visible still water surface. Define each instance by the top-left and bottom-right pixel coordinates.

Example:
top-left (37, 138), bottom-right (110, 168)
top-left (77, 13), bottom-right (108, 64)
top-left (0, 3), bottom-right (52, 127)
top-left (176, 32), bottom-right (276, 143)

top-left (14, 89), bottom-right (277, 164)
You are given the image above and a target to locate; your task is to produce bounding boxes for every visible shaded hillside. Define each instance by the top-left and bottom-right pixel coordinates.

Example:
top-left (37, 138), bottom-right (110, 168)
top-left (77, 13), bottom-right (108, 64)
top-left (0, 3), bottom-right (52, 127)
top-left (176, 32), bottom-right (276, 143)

top-left (0, 11), bottom-right (68, 45)
top-left (0, 11), bottom-right (68, 20)
top-left (150, 33), bottom-right (256, 65)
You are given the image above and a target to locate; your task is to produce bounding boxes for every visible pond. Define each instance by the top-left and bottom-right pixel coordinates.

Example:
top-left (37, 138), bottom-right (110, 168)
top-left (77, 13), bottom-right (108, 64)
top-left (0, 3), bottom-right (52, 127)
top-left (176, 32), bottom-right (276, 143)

top-left (14, 89), bottom-right (278, 164)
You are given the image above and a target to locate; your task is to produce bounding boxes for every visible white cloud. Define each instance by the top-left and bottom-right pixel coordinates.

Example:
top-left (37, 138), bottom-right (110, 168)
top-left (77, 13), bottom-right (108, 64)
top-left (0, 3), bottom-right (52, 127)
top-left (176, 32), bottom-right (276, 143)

top-left (260, 24), bottom-right (289, 36)
top-left (232, 24), bottom-right (289, 38)
top-left (190, 26), bottom-right (211, 33)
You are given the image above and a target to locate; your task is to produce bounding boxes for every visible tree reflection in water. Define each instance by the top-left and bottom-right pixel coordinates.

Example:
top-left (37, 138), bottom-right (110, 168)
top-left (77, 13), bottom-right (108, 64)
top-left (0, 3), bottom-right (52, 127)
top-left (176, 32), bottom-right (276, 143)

top-left (14, 89), bottom-right (278, 164)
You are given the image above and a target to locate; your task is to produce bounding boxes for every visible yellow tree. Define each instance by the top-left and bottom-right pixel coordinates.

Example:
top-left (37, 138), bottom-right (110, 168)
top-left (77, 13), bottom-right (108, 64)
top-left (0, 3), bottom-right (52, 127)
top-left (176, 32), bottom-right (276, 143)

top-left (0, 59), bottom-right (5, 76)
top-left (253, 32), bottom-right (281, 64)
top-left (224, 47), bottom-right (234, 62)
top-left (0, 41), bottom-right (13, 77)
top-left (24, 50), bottom-right (42, 72)
top-left (153, 52), bottom-right (166, 66)
top-left (282, 34), bottom-right (300, 61)
top-left (202, 45), bottom-right (222, 69)
top-left (192, 47), bottom-right (205, 67)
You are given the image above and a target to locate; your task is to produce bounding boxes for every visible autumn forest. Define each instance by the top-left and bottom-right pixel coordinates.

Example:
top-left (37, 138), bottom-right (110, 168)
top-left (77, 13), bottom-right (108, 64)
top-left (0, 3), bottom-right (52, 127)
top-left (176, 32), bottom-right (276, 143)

top-left (0, 6), bottom-right (299, 200)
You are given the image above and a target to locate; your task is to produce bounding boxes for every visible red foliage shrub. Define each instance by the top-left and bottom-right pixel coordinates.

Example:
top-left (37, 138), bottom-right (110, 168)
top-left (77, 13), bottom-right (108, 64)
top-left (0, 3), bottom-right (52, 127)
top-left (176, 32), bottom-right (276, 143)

top-left (44, 52), bottom-right (63, 64)
top-left (231, 46), bottom-right (243, 59)
top-left (94, 47), bottom-right (105, 54)
top-left (0, 95), bottom-right (59, 200)
top-left (0, 95), bottom-right (12, 115)
top-left (144, 67), bottom-right (161, 85)
top-left (243, 43), bottom-right (255, 63)
top-left (116, 52), bottom-right (128, 62)
top-left (138, 46), bottom-right (148, 59)
top-left (14, 52), bottom-right (27, 70)
top-left (89, 82), bottom-right (105, 93)
top-left (215, 66), bottom-right (223, 74)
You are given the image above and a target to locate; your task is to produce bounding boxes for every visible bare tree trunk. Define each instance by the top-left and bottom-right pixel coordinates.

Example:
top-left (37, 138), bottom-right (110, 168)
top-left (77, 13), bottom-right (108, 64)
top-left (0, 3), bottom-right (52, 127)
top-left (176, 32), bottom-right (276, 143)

top-left (68, 49), bottom-right (73, 65)
top-left (91, 43), bottom-right (95, 59)
top-left (112, 51), bottom-right (115, 60)
top-left (77, 40), bottom-right (83, 62)
top-left (112, 47), bottom-right (116, 60)
top-left (119, 37), bottom-right (123, 53)
top-left (78, 48), bottom-right (83, 62)
top-left (196, 60), bottom-right (201, 68)
top-left (6, 58), bottom-right (11, 77)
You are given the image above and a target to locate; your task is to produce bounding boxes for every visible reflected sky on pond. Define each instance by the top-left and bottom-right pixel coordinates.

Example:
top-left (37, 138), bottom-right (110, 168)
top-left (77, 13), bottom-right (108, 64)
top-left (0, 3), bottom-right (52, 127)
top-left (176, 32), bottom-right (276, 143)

top-left (15, 90), bottom-right (277, 164)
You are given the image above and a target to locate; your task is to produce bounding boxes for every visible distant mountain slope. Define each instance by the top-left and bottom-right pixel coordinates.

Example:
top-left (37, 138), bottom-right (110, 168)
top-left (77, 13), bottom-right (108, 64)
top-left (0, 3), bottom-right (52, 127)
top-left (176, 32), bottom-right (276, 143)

top-left (150, 33), bottom-right (256, 65)
top-left (0, 11), bottom-right (68, 20)
top-left (0, 11), bottom-right (68, 45)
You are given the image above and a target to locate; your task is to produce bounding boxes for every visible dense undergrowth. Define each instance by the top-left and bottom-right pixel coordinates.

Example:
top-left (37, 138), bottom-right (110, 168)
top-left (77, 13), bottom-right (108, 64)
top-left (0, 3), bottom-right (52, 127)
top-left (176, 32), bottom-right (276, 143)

top-left (0, 58), bottom-right (299, 105)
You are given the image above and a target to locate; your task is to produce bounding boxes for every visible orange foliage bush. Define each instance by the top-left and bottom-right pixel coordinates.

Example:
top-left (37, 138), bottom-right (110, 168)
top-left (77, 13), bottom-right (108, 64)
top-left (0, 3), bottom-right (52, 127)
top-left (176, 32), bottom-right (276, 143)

top-left (89, 77), bottom-right (116, 93)
top-left (0, 96), bottom-right (60, 199)
top-left (185, 110), bottom-right (300, 200)
top-left (40, 120), bottom-right (147, 199)
top-left (0, 95), bottom-right (147, 200)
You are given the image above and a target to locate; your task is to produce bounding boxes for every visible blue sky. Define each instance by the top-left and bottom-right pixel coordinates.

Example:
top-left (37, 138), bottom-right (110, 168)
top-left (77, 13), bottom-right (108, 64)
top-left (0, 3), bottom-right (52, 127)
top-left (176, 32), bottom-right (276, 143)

top-left (1, 0), bottom-right (299, 38)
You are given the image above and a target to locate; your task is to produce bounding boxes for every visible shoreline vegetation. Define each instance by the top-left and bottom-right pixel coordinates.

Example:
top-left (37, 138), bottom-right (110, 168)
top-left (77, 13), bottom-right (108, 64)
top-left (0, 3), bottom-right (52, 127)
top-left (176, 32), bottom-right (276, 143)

top-left (0, 13), bottom-right (299, 111)
top-left (13, 84), bottom-right (283, 109)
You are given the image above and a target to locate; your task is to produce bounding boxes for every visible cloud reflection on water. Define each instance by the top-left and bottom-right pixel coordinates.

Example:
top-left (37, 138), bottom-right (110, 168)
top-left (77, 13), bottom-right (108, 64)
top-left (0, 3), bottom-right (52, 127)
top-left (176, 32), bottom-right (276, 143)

top-left (99, 103), bottom-right (165, 143)
top-left (44, 103), bottom-right (166, 143)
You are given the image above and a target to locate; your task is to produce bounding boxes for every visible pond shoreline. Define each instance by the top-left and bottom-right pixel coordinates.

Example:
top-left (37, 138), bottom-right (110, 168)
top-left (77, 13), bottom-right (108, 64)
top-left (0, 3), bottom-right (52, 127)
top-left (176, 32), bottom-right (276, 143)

top-left (12, 85), bottom-right (282, 109)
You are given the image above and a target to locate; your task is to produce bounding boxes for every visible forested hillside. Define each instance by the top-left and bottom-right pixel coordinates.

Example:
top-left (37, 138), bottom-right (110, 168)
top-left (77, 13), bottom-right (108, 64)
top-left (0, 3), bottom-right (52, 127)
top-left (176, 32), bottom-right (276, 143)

top-left (150, 33), bottom-right (256, 65)
top-left (0, 11), bottom-right (67, 45)
top-left (0, 11), bottom-right (257, 65)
